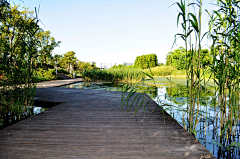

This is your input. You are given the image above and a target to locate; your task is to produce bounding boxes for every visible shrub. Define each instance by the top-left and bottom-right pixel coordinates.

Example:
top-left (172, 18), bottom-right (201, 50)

top-left (34, 68), bottom-right (56, 82)
top-left (57, 68), bottom-right (70, 74)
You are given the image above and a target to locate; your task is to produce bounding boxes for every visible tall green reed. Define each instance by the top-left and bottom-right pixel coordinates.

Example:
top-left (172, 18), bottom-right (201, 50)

top-left (207, 0), bottom-right (240, 152)
top-left (173, 0), bottom-right (203, 133)
top-left (173, 0), bottom-right (240, 157)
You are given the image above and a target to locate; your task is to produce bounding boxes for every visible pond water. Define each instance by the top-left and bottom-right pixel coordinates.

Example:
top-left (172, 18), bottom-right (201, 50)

top-left (61, 77), bottom-right (240, 159)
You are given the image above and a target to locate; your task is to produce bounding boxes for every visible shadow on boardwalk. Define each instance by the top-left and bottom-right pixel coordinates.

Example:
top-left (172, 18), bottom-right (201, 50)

top-left (0, 80), bottom-right (216, 158)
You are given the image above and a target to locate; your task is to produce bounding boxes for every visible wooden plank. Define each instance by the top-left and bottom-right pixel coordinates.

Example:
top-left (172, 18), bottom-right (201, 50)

top-left (0, 87), bottom-right (216, 158)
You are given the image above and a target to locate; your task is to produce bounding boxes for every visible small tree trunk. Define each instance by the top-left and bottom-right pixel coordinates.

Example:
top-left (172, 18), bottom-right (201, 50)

top-left (44, 57), bottom-right (47, 70)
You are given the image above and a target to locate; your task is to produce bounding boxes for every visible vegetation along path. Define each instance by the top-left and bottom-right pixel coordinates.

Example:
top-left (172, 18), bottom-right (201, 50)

top-left (0, 80), bottom-right (215, 158)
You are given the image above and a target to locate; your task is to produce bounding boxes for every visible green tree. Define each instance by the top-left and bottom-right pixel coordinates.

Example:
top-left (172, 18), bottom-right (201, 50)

top-left (166, 47), bottom-right (212, 69)
top-left (134, 54), bottom-right (158, 69)
top-left (165, 47), bottom-right (186, 69)
top-left (0, 4), bottom-right (41, 83)
top-left (50, 54), bottom-right (62, 67)
top-left (0, 2), bottom-right (42, 116)
top-left (59, 51), bottom-right (77, 72)
top-left (77, 61), bottom-right (94, 72)
top-left (37, 30), bottom-right (61, 68)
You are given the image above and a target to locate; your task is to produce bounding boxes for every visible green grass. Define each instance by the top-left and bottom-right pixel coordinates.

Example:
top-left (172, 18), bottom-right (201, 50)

top-left (82, 65), bottom-right (214, 82)
top-left (144, 65), bottom-right (185, 77)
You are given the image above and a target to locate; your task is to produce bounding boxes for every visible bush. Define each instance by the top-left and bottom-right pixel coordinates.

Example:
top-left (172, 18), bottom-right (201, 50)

top-left (57, 68), bottom-right (70, 74)
top-left (34, 68), bottom-right (57, 82)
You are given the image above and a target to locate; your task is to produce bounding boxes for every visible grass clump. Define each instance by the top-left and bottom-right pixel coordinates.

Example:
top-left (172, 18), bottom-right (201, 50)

top-left (83, 68), bottom-right (145, 82)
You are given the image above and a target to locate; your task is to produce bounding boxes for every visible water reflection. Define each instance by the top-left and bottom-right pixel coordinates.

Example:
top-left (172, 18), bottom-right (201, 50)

top-left (63, 81), bottom-right (159, 98)
top-left (62, 77), bottom-right (240, 159)
top-left (0, 106), bottom-right (47, 130)
top-left (0, 101), bottom-right (60, 130)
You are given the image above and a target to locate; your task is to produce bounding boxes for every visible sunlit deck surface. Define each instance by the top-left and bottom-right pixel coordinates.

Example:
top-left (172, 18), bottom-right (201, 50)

top-left (0, 80), bottom-right (215, 158)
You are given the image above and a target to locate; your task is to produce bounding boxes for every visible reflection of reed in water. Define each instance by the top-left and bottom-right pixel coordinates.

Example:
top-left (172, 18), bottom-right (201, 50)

top-left (161, 83), bottom-right (240, 158)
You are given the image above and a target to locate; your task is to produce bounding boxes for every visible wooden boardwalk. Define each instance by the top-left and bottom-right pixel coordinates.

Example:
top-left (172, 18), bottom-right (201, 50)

top-left (36, 78), bottom-right (83, 88)
top-left (0, 86), bottom-right (216, 158)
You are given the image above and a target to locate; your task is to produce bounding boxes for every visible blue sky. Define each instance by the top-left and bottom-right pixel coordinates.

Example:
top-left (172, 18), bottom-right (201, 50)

top-left (14, 0), bottom-right (216, 67)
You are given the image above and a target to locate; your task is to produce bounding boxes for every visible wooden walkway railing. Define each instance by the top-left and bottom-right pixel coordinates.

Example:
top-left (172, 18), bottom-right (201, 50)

top-left (0, 87), bottom-right (216, 158)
